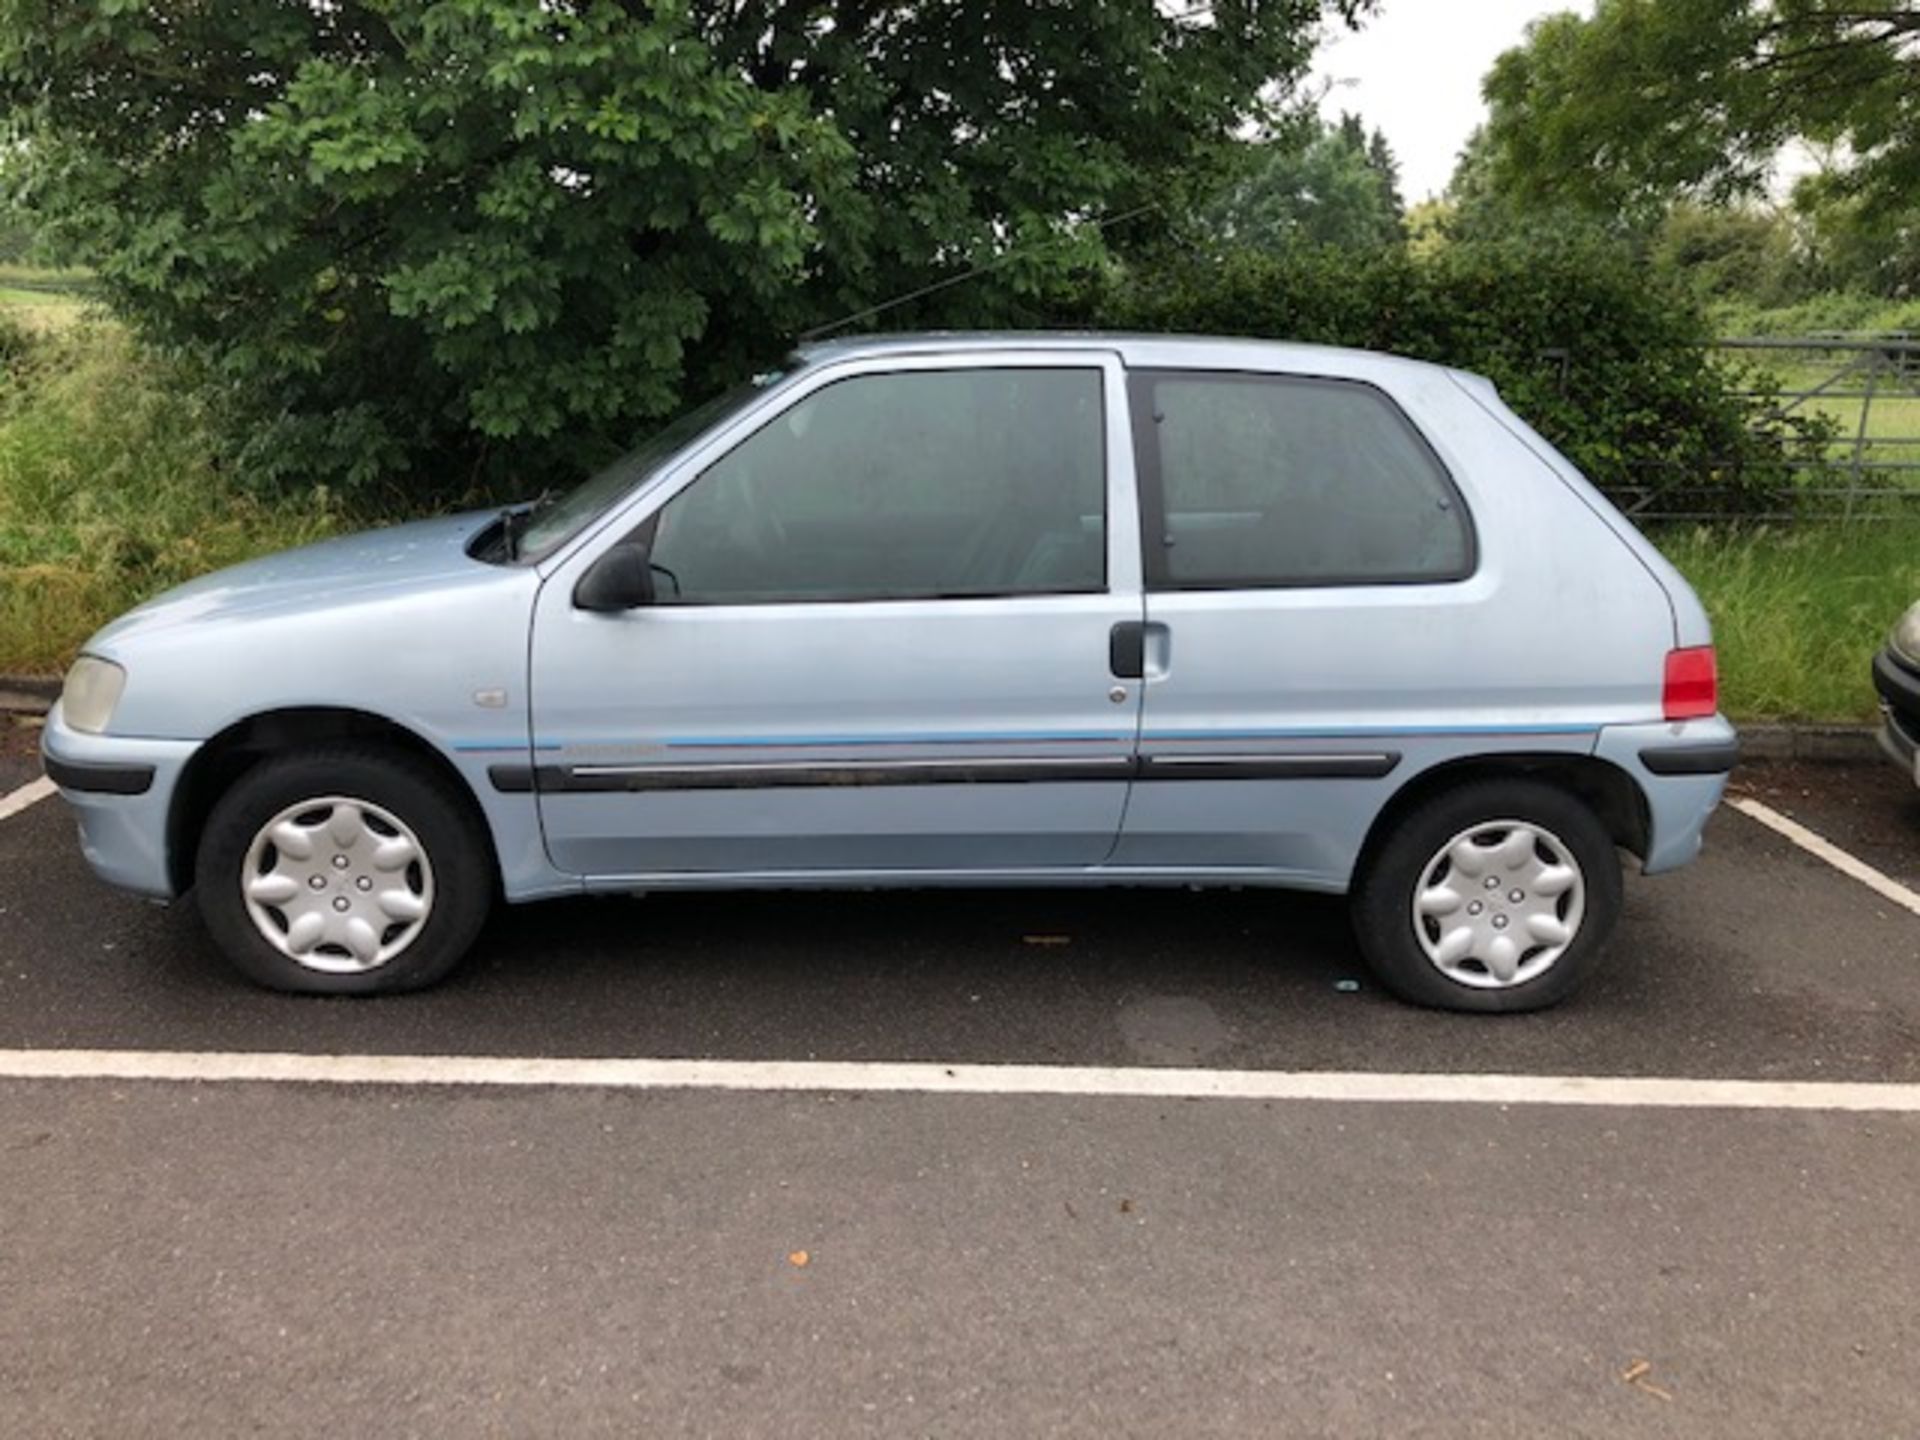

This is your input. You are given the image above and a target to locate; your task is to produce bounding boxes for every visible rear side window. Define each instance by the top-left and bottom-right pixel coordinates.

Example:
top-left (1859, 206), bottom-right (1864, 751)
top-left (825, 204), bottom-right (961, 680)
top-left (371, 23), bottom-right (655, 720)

top-left (646, 367), bottom-right (1105, 604)
top-left (1132, 372), bottom-right (1473, 588)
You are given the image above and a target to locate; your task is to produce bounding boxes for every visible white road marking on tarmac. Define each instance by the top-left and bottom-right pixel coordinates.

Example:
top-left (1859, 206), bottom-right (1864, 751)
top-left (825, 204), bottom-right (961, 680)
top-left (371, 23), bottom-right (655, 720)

top-left (3, 1049), bottom-right (1920, 1111)
top-left (1729, 795), bottom-right (1920, 919)
top-left (0, 775), bottom-right (55, 822)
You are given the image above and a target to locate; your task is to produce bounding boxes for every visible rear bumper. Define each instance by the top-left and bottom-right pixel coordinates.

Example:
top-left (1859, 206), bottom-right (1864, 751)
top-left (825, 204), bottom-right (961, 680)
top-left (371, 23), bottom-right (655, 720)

top-left (40, 702), bottom-right (199, 900)
top-left (1593, 715), bottom-right (1739, 875)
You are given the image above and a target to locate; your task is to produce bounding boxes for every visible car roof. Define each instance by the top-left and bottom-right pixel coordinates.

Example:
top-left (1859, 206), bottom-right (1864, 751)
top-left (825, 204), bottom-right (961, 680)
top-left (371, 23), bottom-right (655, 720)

top-left (793, 330), bottom-right (1471, 385)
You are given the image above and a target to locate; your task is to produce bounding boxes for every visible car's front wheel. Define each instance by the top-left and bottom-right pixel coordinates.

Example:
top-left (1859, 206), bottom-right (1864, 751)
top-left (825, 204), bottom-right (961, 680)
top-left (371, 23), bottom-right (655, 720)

top-left (195, 745), bottom-right (493, 994)
top-left (1351, 778), bottom-right (1623, 1013)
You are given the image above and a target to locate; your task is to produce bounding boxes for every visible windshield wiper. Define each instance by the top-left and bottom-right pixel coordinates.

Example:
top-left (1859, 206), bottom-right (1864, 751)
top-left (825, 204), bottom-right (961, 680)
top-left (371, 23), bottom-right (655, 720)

top-left (497, 491), bottom-right (554, 561)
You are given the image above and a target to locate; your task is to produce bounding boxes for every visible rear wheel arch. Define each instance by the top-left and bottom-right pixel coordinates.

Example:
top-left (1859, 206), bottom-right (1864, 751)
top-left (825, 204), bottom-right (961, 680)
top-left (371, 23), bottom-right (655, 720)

top-left (167, 707), bottom-right (499, 896)
top-left (1355, 751), bottom-right (1650, 888)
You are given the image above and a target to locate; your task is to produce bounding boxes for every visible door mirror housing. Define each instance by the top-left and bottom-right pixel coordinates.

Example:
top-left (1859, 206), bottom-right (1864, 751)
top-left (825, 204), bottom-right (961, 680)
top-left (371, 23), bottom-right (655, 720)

top-left (573, 542), bottom-right (656, 612)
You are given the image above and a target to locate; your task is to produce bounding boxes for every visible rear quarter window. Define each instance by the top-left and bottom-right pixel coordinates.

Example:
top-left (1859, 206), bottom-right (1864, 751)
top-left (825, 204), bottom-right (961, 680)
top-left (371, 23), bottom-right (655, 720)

top-left (1132, 371), bottom-right (1475, 589)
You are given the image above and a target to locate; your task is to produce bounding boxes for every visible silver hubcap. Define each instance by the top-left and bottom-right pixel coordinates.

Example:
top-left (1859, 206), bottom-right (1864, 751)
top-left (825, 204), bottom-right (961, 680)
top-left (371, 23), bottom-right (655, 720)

top-left (1411, 819), bottom-right (1585, 989)
top-left (241, 796), bottom-right (434, 974)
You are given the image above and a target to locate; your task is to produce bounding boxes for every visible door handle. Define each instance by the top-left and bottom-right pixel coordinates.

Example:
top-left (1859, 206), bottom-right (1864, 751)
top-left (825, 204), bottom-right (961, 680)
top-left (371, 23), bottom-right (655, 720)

top-left (1110, 621), bottom-right (1145, 679)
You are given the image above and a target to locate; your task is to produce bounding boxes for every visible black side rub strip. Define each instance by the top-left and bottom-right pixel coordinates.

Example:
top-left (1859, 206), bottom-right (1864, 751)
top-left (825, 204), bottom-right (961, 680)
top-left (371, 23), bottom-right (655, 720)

top-left (488, 763), bottom-right (536, 793)
top-left (43, 756), bottom-right (156, 796)
top-left (488, 753), bottom-right (1402, 793)
top-left (1639, 740), bottom-right (1739, 777)
top-left (1137, 753), bottom-right (1401, 781)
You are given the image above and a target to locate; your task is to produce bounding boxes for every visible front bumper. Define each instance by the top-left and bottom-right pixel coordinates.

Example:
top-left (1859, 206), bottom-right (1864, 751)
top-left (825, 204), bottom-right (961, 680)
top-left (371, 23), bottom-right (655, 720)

top-left (1593, 714), bottom-right (1739, 875)
top-left (1873, 646), bottom-right (1920, 781)
top-left (40, 701), bottom-right (200, 899)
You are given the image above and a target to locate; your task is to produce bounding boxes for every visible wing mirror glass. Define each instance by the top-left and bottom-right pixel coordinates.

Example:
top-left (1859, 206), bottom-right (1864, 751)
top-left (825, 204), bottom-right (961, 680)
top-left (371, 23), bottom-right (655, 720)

top-left (573, 542), bottom-right (656, 612)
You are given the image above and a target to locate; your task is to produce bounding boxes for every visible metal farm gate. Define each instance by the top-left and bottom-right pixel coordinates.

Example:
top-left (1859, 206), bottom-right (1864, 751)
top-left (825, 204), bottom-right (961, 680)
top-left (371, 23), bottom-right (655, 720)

top-left (1607, 334), bottom-right (1920, 522)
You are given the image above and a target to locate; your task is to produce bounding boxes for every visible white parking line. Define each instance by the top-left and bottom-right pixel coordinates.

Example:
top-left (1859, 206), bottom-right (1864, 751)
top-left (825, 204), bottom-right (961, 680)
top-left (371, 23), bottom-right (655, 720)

top-left (1729, 796), bottom-right (1920, 919)
top-left (2, 1048), bottom-right (1920, 1111)
top-left (0, 774), bottom-right (55, 822)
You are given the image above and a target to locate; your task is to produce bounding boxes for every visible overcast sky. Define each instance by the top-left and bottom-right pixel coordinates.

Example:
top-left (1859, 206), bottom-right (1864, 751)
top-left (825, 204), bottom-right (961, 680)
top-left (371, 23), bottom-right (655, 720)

top-left (1307, 1), bottom-right (1593, 203)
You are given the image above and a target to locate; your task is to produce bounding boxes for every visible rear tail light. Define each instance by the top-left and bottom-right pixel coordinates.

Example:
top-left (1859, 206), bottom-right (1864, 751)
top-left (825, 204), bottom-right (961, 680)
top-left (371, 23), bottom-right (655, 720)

top-left (1663, 646), bottom-right (1717, 721)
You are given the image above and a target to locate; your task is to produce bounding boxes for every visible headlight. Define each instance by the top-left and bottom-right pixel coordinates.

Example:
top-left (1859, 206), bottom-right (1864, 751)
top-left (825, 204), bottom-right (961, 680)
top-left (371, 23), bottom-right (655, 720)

top-left (1894, 603), bottom-right (1920, 669)
top-left (61, 655), bottom-right (126, 735)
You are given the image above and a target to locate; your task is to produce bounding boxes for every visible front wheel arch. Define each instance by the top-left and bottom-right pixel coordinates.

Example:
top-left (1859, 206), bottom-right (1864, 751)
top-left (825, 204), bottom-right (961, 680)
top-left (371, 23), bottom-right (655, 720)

top-left (167, 707), bottom-right (500, 898)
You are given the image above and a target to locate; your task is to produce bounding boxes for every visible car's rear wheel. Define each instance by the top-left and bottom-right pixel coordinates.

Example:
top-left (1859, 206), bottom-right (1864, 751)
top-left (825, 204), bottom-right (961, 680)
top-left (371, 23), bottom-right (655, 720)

top-left (195, 745), bottom-right (492, 994)
top-left (1351, 778), bottom-right (1622, 1012)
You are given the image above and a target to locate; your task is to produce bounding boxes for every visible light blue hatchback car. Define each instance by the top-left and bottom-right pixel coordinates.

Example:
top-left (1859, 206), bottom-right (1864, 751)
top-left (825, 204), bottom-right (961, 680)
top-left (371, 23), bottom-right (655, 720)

top-left (42, 334), bottom-right (1736, 1010)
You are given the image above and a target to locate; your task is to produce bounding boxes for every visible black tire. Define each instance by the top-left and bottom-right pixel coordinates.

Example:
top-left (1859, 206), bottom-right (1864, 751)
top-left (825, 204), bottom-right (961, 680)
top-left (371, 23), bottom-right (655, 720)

top-left (194, 744), bottom-right (494, 995)
top-left (1351, 778), bottom-right (1623, 1013)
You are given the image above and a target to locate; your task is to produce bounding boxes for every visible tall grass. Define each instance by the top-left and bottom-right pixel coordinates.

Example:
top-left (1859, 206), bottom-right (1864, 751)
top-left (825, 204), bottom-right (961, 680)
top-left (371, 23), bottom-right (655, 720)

top-left (0, 288), bottom-right (88, 332)
top-left (0, 320), bottom-right (341, 672)
top-left (0, 265), bottom-right (92, 333)
top-left (1658, 523), bottom-right (1920, 723)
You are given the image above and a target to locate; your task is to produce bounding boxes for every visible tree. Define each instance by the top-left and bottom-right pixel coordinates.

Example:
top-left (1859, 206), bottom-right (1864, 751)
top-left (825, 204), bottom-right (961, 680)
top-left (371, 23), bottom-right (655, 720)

top-left (1789, 171), bottom-right (1920, 299)
top-left (1403, 197), bottom-right (1452, 260)
top-left (1648, 202), bottom-right (1802, 306)
top-left (1475, 0), bottom-right (1920, 229)
top-left (0, 0), bottom-right (1373, 499)
top-left (1202, 112), bottom-right (1404, 254)
top-left (1364, 128), bottom-right (1403, 217)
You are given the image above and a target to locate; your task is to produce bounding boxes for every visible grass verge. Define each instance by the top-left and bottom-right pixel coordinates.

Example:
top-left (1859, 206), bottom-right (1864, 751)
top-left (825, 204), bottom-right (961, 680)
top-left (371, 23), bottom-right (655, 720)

top-left (0, 320), bottom-right (341, 673)
top-left (1658, 523), bottom-right (1920, 724)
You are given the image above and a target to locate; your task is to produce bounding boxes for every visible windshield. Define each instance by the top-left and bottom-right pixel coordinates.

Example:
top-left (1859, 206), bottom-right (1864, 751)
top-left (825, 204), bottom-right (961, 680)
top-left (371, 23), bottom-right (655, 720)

top-left (515, 372), bottom-right (788, 563)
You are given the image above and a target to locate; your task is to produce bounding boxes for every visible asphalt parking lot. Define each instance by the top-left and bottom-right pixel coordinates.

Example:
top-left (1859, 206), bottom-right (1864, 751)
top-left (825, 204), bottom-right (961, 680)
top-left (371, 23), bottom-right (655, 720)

top-left (4, 728), bottom-right (1920, 1437)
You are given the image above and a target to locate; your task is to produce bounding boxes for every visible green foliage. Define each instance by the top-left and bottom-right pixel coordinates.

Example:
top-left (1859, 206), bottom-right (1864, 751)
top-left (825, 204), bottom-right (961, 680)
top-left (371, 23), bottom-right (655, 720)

top-left (1650, 203), bottom-right (1802, 307)
top-left (1093, 226), bottom-right (1834, 513)
top-left (0, 306), bottom-right (32, 370)
top-left (1477, 4), bottom-right (1762, 223)
top-left (1658, 522), bottom-right (1920, 722)
top-left (1468, 0), bottom-right (1920, 300)
top-left (1788, 172), bottom-right (1920, 300)
top-left (0, 209), bottom-right (33, 264)
top-left (0, 321), bottom-right (341, 670)
top-left (1403, 198), bottom-right (1453, 261)
top-left (1200, 112), bottom-right (1404, 254)
top-left (0, 0), bottom-right (1370, 501)
top-left (1708, 291), bottom-right (1920, 339)
top-left (1478, 1), bottom-right (1918, 216)
top-left (1640, 182), bottom-right (1919, 310)
top-left (1638, 198), bottom-right (1918, 323)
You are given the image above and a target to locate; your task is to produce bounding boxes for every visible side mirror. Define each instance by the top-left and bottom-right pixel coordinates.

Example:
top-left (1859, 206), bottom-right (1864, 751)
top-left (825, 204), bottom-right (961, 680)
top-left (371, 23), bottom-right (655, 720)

top-left (573, 542), bottom-right (656, 612)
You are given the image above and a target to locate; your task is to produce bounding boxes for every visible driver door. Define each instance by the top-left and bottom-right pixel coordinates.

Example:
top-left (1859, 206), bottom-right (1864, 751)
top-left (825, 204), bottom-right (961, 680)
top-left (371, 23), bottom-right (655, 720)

top-left (527, 350), bottom-right (1146, 879)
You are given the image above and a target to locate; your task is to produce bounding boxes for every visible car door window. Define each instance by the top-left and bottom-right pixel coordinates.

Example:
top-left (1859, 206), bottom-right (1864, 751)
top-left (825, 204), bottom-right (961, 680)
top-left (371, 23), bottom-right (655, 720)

top-left (647, 367), bottom-right (1106, 604)
top-left (1135, 372), bottom-right (1473, 588)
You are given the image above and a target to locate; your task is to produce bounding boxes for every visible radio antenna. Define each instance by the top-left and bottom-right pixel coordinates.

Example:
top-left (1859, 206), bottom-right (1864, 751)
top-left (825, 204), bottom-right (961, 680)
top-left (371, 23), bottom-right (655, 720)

top-left (797, 201), bottom-right (1159, 343)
